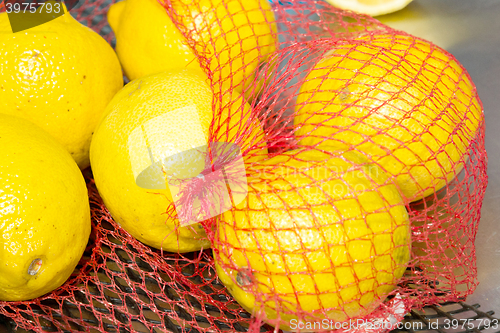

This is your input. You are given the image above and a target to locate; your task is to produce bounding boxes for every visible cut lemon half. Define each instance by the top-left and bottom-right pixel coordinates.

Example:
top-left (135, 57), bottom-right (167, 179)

top-left (325, 0), bottom-right (413, 16)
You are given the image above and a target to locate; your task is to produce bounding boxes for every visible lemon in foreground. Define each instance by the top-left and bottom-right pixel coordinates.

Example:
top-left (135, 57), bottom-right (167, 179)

top-left (90, 68), bottom-right (267, 253)
top-left (294, 34), bottom-right (482, 202)
top-left (107, 0), bottom-right (276, 95)
top-left (0, 9), bottom-right (123, 169)
top-left (214, 147), bottom-right (410, 331)
top-left (0, 114), bottom-right (91, 301)
top-left (325, 0), bottom-right (413, 16)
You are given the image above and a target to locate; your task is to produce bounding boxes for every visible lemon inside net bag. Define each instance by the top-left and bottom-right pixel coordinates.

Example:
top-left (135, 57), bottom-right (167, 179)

top-left (213, 147), bottom-right (411, 331)
top-left (294, 34), bottom-right (483, 203)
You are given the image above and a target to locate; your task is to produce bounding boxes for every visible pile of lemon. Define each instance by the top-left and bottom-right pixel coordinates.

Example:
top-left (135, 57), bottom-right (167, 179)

top-left (0, 0), bottom-right (482, 332)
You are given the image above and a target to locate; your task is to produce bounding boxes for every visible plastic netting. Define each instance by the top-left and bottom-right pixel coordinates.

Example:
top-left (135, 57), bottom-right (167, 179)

top-left (0, 0), bottom-right (488, 332)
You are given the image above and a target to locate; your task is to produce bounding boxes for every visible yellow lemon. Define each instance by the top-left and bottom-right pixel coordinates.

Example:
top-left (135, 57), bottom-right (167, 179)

top-left (325, 0), bottom-right (413, 16)
top-left (90, 68), bottom-right (267, 252)
top-left (0, 114), bottom-right (90, 301)
top-left (294, 34), bottom-right (482, 202)
top-left (107, 0), bottom-right (198, 81)
top-left (214, 147), bottom-right (410, 331)
top-left (0, 9), bottom-right (123, 169)
top-left (107, 0), bottom-right (276, 96)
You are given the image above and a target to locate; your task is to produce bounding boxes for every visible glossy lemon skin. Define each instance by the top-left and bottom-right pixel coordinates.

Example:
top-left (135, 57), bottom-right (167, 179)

top-left (0, 10), bottom-right (123, 169)
top-left (214, 147), bottom-right (410, 331)
top-left (294, 34), bottom-right (482, 202)
top-left (90, 69), bottom-right (267, 253)
top-left (0, 114), bottom-right (90, 301)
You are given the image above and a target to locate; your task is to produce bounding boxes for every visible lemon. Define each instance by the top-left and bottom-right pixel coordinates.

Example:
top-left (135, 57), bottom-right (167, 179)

top-left (0, 114), bottom-right (90, 301)
top-left (0, 9), bottom-right (123, 169)
top-left (107, 0), bottom-right (276, 96)
top-left (325, 0), bottom-right (413, 16)
top-left (214, 147), bottom-right (410, 331)
top-left (90, 68), bottom-right (267, 252)
top-left (294, 34), bottom-right (482, 202)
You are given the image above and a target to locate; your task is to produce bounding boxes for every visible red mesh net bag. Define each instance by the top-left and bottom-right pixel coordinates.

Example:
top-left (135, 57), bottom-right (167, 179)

top-left (0, 0), bottom-right (488, 332)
